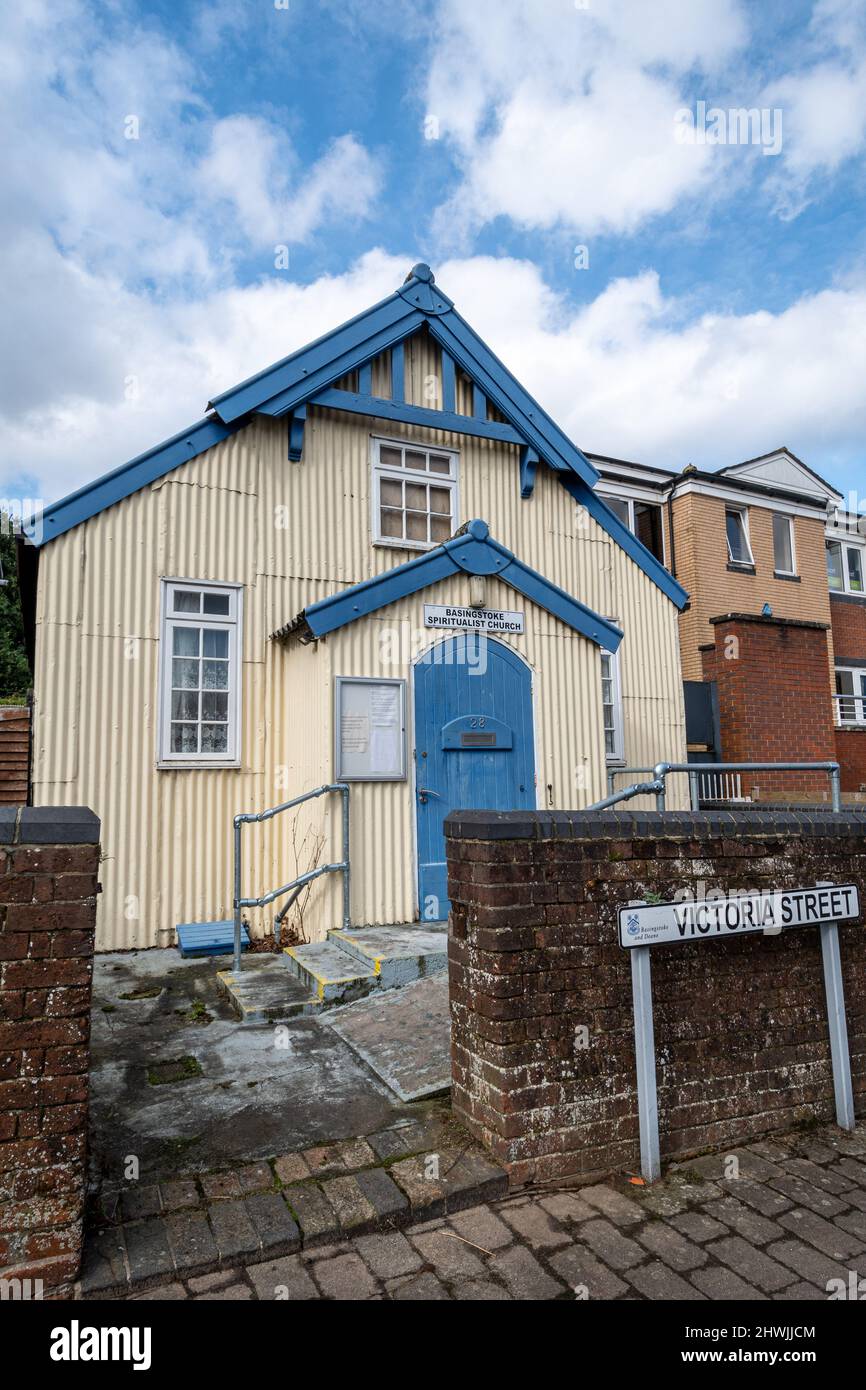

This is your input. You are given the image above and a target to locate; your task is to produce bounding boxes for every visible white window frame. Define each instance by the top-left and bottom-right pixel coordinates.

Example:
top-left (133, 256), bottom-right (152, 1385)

top-left (772, 513), bottom-right (797, 576)
top-left (725, 506), bottom-right (754, 566)
top-left (602, 493), bottom-right (666, 565)
top-left (601, 648), bottom-right (624, 765)
top-left (835, 666), bottom-right (866, 726)
top-left (370, 435), bottom-right (459, 551)
top-left (334, 677), bottom-right (407, 782)
top-left (827, 538), bottom-right (866, 595)
top-left (158, 579), bottom-right (243, 768)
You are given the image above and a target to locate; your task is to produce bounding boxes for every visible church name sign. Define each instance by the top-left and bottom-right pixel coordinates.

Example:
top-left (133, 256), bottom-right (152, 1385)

top-left (423, 605), bottom-right (525, 635)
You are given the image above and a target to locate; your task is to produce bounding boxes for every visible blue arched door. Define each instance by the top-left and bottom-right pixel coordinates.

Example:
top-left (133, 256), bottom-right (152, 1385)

top-left (414, 635), bottom-right (536, 921)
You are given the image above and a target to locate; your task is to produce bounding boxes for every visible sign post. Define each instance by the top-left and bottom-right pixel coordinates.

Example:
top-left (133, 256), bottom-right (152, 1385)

top-left (818, 884), bottom-right (856, 1131)
top-left (629, 942), bottom-right (661, 1183)
top-left (619, 884), bottom-right (860, 1183)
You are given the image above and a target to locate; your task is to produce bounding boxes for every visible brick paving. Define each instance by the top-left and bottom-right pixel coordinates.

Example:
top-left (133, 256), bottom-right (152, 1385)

top-left (102, 1119), bottom-right (866, 1301)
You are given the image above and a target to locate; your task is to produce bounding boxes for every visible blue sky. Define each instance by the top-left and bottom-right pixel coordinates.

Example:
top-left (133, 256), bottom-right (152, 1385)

top-left (2, 0), bottom-right (866, 507)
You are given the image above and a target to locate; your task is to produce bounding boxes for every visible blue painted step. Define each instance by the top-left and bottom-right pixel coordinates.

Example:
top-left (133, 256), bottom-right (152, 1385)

top-left (176, 920), bottom-right (250, 958)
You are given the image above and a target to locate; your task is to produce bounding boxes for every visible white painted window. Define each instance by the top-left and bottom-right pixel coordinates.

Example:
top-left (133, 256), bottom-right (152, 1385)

top-left (158, 580), bottom-right (242, 766)
top-left (371, 437), bottom-right (458, 549)
top-left (835, 667), bottom-right (866, 725)
top-left (725, 507), bottom-right (753, 565)
top-left (827, 539), bottom-right (865, 595)
top-left (772, 514), bottom-right (796, 575)
top-left (601, 650), bottom-right (624, 764)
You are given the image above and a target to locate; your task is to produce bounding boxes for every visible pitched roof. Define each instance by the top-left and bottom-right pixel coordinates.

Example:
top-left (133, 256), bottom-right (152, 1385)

top-left (24, 263), bottom-right (687, 609)
top-left (273, 519), bottom-right (624, 653)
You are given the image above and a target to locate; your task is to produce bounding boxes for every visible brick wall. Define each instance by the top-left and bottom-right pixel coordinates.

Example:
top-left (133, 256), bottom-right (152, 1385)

top-left (0, 807), bottom-right (100, 1297)
top-left (446, 807), bottom-right (866, 1186)
top-left (835, 731), bottom-right (866, 794)
top-left (829, 593), bottom-right (866, 662)
top-left (701, 613), bottom-right (836, 800)
top-left (0, 706), bottom-right (30, 807)
top-left (673, 490), bottom-right (833, 682)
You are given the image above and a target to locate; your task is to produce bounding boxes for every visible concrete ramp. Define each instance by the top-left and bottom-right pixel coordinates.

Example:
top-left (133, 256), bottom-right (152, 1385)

top-left (324, 973), bottom-right (451, 1102)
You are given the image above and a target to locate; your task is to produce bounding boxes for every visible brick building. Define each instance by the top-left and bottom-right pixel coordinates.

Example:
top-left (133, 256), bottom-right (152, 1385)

top-left (591, 448), bottom-right (866, 797)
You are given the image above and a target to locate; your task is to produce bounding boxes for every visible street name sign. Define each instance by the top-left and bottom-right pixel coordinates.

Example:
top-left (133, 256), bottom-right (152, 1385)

top-left (619, 884), bottom-right (860, 950)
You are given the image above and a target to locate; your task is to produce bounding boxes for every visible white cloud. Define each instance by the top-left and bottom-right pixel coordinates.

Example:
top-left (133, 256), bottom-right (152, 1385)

top-left (0, 0), bottom-right (383, 481)
top-left (200, 119), bottom-right (380, 247)
top-left (760, 0), bottom-right (866, 215)
top-left (5, 251), bottom-right (866, 506)
top-left (0, 249), bottom-right (409, 501)
top-left (425, 0), bottom-right (750, 241)
top-left (440, 256), bottom-right (866, 483)
top-left (0, 0), bottom-right (381, 291)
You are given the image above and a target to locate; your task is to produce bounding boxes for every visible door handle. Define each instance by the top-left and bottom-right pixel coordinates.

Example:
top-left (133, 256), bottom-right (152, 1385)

top-left (417, 787), bottom-right (442, 804)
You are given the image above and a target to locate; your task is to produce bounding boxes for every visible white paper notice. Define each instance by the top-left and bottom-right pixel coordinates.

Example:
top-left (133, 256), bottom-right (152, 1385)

top-left (341, 713), bottom-right (369, 754)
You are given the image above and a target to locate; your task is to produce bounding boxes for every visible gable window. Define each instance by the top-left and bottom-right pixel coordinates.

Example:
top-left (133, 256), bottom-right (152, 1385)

top-left (605, 495), bottom-right (665, 562)
top-left (159, 580), bottom-right (242, 766)
top-left (835, 667), bottom-right (866, 725)
top-left (772, 514), bottom-right (796, 575)
top-left (601, 650), bottom-right (624, 763)
top-left (827, 540), bottom-right (865, 594)
top-left (372, 438), bottom-right (458, 549)
top-left (725, 507), bottom-right (753, 566)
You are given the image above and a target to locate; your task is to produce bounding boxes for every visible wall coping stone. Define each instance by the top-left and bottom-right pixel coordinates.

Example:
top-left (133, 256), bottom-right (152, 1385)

top-left (708, 612), bottom-right (830, 631)
top-left (0, 805), bottom-right (100, 845)
top-left (444, 807), bottom-right (866, 842)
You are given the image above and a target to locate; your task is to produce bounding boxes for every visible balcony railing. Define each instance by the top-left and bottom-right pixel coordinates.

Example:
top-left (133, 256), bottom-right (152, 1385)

top-left (834, 694), bottom-right (866, 727)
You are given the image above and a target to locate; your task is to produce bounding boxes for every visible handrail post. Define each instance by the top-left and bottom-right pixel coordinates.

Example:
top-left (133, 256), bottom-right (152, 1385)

top-left (341, 783), bottom-right (351, 931)
top-left (688, 769), bottom-right (700, 811)
top-left (233, 818), bottom-right (243, 974)
top-left (830, 764), bottom-right (842, 813)
top-left (653, 763), bottom-right (669, 813)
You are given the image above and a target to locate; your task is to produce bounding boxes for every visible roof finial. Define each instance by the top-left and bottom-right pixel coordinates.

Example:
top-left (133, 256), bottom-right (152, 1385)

top-left (405, 263), bottom-right (434, 285)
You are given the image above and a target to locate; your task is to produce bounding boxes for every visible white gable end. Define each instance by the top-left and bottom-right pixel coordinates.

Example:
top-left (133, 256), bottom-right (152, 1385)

top-left (722, 452), bottom-right (841, 505)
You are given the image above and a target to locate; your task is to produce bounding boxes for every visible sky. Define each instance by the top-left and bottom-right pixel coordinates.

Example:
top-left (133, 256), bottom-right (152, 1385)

top-left (2, 0), bottom-right (866, 509)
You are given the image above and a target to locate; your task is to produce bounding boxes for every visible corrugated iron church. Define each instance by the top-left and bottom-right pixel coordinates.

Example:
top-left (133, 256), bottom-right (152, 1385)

top-left (21, 264), bottom-right (689, 954)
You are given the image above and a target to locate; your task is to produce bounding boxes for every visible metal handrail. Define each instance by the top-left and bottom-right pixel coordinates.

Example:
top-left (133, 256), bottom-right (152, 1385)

top-left (585, 779), bottom-right (666, 812)
top-left (232, 783), bottom-right (350, 973)
top-left (834, 693), bottom-right (866, 726)
top-left (604, 761), bottom-right (842, 813)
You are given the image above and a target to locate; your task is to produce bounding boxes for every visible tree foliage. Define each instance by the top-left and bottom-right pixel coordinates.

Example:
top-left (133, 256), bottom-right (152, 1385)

top-left (0, 527), bottom-right (32, 703)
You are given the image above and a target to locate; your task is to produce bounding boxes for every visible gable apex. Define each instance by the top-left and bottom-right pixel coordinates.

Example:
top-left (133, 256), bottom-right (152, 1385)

top-left (718, 448), bottom-right (842, 504)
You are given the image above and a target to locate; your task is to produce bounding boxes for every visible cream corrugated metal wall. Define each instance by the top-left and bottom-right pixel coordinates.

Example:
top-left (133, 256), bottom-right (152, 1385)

top-left (32, 336), bottom-right (687, 949)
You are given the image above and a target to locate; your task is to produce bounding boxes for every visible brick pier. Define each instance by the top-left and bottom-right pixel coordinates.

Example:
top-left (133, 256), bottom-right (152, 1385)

top-left (0, 807), bottom-right (100, 1297)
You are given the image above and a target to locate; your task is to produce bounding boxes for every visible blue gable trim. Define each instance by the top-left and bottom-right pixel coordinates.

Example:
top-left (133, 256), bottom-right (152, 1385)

top-left (208, 265), bottom-right (600, 489)
top-left (559, 476), bottom-right (689, 611)
top-left (28, 416), bottom-right (239, 546)
top-left (28, 265), bottom-right (687, 616)
top-left (289, 519), bottom-right (623, 653)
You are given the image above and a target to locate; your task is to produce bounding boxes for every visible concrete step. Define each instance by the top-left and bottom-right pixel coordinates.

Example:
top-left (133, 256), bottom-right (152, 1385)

top-left (327, 924), bottom-right (448, 990)
top-left (216, 955), bottom-right (320, 1024)
top-left (283, 940), bottom-right (378, 1005)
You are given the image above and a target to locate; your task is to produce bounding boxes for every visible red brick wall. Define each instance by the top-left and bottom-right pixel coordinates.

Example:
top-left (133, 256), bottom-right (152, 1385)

top-left (0, 808), bottom-right (100, 1298)
top-left (702, 614), bottom-right (836, 800)
top-left (829, 594), bottom-right (866, 661)
top-left (835, 731), bottom-right (866, 794)
top-left (829, 596), bottom-right (866, 793)
top-left (446, 808), bottom-right (866, 1186)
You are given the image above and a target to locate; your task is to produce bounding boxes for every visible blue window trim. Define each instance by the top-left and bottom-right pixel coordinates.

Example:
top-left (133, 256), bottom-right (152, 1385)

top-left (286, 519), bottom-right (623, 653)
